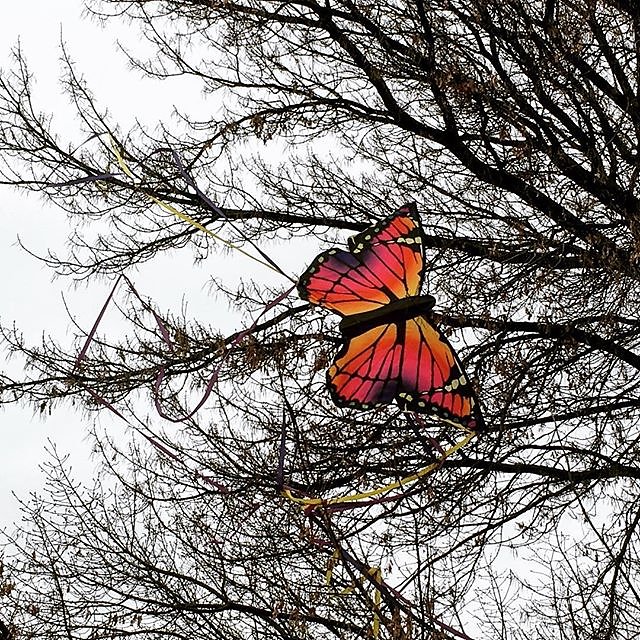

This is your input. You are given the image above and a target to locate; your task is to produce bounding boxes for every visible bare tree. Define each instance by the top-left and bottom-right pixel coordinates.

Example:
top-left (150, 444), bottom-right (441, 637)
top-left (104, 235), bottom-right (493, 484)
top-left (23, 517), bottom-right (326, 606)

top-left (2, 0), bottom-right (640, 638)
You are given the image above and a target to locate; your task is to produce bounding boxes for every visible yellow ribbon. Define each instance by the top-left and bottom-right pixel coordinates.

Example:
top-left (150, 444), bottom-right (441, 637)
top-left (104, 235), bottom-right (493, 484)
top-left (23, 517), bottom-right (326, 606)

top-left (297, 427), bottom-right (476, 639)
top-left (335, 565), bottom-right (383, 638)
top-left (282, 429), bottom-right (476, 507)
top-left (325, 549), bottom-right (340, 585)
top-left (109, 138), bottom-right (281, 274)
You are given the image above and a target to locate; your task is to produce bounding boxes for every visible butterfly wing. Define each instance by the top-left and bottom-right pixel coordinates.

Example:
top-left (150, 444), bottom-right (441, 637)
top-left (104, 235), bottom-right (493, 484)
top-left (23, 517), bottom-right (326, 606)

top-left (297, 204), bottom-right (424, 316)
top-left (328, 316), bottom-right (482, 430)
top-left (327, 323), bottom-right (403, 410)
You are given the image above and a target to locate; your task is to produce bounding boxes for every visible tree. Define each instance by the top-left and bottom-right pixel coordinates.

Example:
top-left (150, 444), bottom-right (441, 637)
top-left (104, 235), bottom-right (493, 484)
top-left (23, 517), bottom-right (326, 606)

top-left (2, 0), bottom-right (640, 638)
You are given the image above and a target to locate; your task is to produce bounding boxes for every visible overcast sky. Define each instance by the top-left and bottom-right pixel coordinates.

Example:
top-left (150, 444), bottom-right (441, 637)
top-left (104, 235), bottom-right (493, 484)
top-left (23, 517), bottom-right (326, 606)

top-left (0, 2), bottom-right (314, 528)
top-left (0, 1), bottom-right (102, 526)
top-left (0, 2), bottom-right (241, 526)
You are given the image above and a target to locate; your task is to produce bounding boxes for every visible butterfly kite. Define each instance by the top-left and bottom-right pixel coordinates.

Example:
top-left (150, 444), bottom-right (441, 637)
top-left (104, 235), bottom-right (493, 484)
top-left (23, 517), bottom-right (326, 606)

top-left (298, 203), bottom-right (483, 431)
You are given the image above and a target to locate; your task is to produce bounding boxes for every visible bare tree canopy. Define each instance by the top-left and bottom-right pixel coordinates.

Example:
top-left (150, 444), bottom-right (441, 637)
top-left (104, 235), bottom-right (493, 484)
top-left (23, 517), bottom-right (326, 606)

top-left (1, 0), bottom-right (640, 639)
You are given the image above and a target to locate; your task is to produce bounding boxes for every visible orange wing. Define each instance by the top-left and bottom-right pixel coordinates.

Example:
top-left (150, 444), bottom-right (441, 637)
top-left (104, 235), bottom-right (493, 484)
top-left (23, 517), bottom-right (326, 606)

top-left (297, 205), bottom-right (424, 316)
top-left (328, 316), bottom-right (482, 430)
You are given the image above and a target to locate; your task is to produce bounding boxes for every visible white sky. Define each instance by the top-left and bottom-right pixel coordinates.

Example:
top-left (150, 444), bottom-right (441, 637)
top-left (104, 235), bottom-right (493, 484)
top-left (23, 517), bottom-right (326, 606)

top-left (0, 1), bottom-right (315, 527)
top-left (0, 1), bottom-right (106, 526)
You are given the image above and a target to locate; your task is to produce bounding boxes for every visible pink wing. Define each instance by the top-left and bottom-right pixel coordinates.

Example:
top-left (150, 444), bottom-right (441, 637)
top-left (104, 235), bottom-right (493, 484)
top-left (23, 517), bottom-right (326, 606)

top-left (297, 205), bottom-right (424, 316)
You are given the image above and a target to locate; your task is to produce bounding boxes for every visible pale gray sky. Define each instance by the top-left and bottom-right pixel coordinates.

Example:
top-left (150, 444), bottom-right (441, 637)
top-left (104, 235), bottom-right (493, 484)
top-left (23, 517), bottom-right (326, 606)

top-left (1, 1), bottom-right (105, 525)
top-left (0, 2), bottom-right (312, 527)
top-left (0, 2), bottom-right (222, 525)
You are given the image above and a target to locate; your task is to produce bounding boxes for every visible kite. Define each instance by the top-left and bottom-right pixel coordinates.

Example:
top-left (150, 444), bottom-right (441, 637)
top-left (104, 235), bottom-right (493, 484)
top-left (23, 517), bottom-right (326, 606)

top-left (298, 203), bottom-right (483, 431)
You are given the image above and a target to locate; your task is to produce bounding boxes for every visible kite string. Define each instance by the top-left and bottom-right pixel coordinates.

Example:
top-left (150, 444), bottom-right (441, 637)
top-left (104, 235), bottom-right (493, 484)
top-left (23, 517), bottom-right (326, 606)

top-left (169, 148), bottom-right (295, 283)
top-left (109, 138), bottom-right (293, 280)
top-left (147, 192), bottom-right (279, 274)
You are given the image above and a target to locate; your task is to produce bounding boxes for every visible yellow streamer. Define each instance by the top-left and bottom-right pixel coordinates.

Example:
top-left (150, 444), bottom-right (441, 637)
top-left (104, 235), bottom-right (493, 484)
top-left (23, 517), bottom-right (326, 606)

top-left (293, 427), bottom-right (476, 639)
top-left (109, 137), bottom-right (281, 274)
top-left (282, 429), bottom-right (476, 507)
top-left (325, 549), bottom-right (340, 585)
top-left (335, 565), bottom-right (383, 639)
top-left (110, 140), bottom-right (136, 179)
top-left (146, 194), bottom-right (279, 273)
top-left (372, 567), bottom-right (382, 639)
